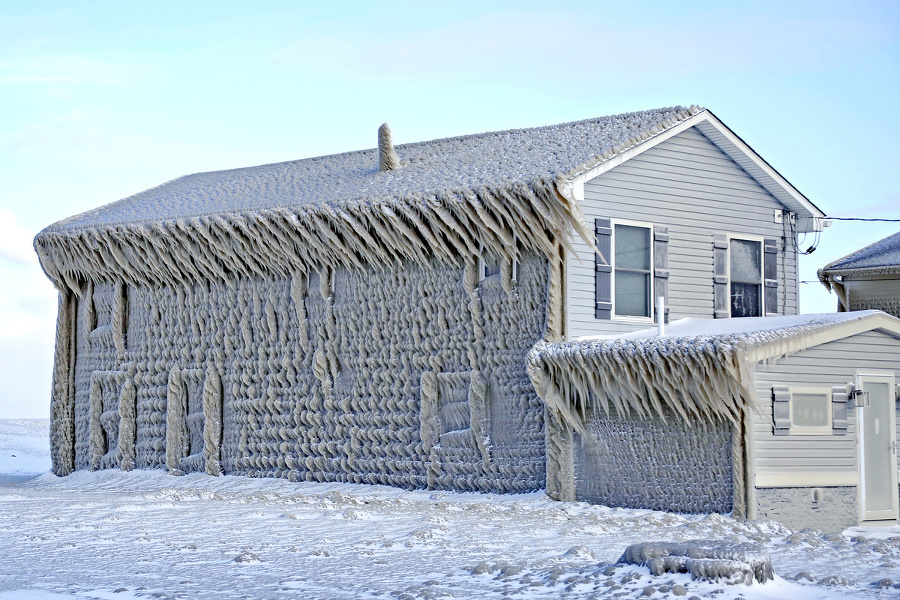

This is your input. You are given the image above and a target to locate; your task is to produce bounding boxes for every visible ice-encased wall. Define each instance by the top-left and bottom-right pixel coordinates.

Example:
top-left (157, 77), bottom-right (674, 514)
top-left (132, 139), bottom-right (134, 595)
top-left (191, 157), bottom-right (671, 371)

top-left (528, 336), bottom-right (753, 513)
top-left (848, 289), bottom-right (900, 318)
top-left (574, 410), bottom-right (734, 514)
top-left (61, 254), bottom-right (550, 493)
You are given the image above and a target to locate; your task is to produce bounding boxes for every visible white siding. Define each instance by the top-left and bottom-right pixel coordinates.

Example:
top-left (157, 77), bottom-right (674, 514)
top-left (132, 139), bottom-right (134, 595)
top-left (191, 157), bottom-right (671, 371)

top-left (567, 127), bottom-right (799, 338)
top-left (751, 330), bottom-right (900, 476)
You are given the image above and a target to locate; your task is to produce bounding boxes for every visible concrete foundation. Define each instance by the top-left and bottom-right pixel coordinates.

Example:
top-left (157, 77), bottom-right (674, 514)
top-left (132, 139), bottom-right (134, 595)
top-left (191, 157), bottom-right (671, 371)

top-left (755, 486), bottom-right (858, 533)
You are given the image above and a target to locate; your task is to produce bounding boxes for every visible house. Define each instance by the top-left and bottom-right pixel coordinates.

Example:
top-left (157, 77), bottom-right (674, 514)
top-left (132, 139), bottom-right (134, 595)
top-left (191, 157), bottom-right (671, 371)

top-left (34, 105), bottom-right (899, 532)
top-left (818, 230), bottom-right (900, 318)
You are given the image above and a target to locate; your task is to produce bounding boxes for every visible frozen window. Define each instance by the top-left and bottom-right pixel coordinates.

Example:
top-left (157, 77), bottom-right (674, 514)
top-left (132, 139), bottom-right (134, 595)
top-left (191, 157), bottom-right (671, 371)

top-left (482, 254), bottom-right (501, 279)
top-left (478, 237), bottom-right (518, 284)
top-left (790, 389), bottom-right (832, 435)
top-left (730, 238), bottom-right (762, 317)
top-left (614, 224), bottom-right (652, 318)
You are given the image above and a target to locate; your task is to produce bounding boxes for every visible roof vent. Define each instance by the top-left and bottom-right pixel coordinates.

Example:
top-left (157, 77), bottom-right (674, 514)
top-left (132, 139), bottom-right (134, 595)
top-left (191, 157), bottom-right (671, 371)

top-left (378, 123), bottom-right (400, 171)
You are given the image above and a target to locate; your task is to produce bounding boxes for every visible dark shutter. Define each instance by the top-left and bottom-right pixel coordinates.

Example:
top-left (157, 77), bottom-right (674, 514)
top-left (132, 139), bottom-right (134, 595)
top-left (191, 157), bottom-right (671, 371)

top-left (764, 238), bottom-right (779, 316)
top-left (654, 226), bottom-right (669, 324)
top-left (831, 385), bottom-right (849, 436)
top-left (595, 218), bottom-right (612, 320)
top-left (713, 234), bottom-right (729, 319)
top-left (772, 385), bottom-right (791, 436)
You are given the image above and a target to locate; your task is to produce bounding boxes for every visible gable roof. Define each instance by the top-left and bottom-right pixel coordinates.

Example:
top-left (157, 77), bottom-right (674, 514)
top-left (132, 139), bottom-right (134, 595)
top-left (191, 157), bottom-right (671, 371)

top-left (34, 105), bottom-right (820, 291)
top-left (566, 110), bottom-right (824, 230)
top-left (819, 229), bottom-right (900, 277)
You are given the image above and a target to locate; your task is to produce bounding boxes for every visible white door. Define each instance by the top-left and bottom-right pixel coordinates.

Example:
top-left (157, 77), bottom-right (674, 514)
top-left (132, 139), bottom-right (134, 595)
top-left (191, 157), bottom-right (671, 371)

top-left (858, 374), bottom-right (899, 522)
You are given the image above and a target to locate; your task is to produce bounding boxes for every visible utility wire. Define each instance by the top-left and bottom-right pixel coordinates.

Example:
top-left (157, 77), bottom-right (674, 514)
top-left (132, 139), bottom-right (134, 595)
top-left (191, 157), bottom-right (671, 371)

top-left (824, 217), bottom-right (900, 222)
top-left (801, 278), bottom-right (900, 284)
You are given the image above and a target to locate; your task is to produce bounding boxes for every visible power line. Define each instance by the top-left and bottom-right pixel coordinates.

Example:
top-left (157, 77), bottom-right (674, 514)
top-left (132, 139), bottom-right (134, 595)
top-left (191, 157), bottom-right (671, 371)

top-left (801, 278), bottom-right (900, 284)
top-left (825, 217), bottom-right (900, 223)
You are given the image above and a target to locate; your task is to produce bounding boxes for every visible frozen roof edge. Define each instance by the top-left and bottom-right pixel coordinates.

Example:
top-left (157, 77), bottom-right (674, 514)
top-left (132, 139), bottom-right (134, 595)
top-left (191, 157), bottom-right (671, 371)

top-left (573, 311), bottom-right (900, 362)
top-left (527, 311), bottom-right (900, 430)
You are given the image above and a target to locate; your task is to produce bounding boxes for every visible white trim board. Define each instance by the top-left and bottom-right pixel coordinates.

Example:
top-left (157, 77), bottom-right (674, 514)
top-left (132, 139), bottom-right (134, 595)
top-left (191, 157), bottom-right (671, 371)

top-left (756, 471), bottom-right (859, 488)
top-left (747, 312), bottom-right (900, 363)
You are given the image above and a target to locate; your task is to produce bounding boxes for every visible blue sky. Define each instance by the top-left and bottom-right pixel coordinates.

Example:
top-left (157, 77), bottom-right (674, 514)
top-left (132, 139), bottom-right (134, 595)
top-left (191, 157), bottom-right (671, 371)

top-left (1, 1), bottom-right (898, 417)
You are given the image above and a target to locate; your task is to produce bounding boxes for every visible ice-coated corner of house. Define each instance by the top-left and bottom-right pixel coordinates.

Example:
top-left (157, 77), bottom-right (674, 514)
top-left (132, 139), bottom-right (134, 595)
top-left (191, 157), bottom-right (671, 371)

top-left (34, 106), bottom-right (900, 533)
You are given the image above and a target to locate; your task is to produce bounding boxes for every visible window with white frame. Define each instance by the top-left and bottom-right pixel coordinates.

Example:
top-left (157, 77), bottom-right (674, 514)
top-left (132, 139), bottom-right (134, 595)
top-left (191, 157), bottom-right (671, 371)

top-left (729, 238), bottom-right (763, 318)
top-left (613, 223), bottom-right (653, 318)
top-left (789, 388), bottom-right (833, 435)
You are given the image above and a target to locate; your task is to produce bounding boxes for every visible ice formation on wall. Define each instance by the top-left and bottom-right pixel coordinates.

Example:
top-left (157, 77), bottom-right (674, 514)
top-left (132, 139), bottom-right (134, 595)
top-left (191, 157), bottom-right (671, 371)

top-left (527, 336), bottom-right (756, 430)
top-left (574, 412), bottom-right (734, 514)
top-left (36, 105), bottom-right (708, 493)
top-left (528, 333), bottom-right (749, 511)
top-left (49, 253), bottom-right (553, 493)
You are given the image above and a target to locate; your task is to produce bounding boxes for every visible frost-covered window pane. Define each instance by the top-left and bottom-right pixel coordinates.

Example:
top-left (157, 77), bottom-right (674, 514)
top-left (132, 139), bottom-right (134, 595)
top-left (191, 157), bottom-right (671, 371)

top-left (730, 239), bottom-right (761, 317)
top-left (614, 224), bottom-right (651, 317)
top-left (615, 271), bottom-right (650, 317)
top-left (483, 255), bottom-right (501, 279)
top-left (792, 393), bottom-right (830, 429)
top-left (730, 282), bottom-right (760, 318)
top-left (615, 225), bottom-right (650, 271)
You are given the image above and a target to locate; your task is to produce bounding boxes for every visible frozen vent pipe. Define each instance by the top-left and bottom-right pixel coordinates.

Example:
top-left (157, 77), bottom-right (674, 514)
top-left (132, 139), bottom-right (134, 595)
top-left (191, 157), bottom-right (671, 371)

top-left (657, 296), bottom-right (665, 336)
top-left (378, 123), bottom-right (401, 171)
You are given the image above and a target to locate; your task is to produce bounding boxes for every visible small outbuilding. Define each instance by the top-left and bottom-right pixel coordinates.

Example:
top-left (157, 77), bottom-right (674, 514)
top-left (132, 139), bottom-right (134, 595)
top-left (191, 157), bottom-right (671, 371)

top-left (528, 311), bottom-right (900, 532)
top-left (819, 230), bottom-right (900, 318)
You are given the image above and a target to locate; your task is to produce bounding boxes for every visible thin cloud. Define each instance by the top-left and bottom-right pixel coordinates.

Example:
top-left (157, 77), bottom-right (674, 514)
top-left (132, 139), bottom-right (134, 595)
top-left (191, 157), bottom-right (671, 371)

top-left (269, 9), bottom-right (889, 83)
top-left (0, 56), bottom-right (148, 87)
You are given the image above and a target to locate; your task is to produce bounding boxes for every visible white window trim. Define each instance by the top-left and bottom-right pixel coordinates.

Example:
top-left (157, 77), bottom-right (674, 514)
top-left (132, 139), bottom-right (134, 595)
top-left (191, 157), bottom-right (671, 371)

top-left (788, 386), bottom-right (833, 436)
top-left (611, 219), bottom-right (655, 323)
top-left (726, 233), bottom-right (765, 318)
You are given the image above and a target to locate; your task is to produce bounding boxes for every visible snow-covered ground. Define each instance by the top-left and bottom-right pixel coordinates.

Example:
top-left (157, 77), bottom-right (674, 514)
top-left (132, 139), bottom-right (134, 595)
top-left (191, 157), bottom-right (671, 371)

top-left (0, 420), bottom-right (898, 599)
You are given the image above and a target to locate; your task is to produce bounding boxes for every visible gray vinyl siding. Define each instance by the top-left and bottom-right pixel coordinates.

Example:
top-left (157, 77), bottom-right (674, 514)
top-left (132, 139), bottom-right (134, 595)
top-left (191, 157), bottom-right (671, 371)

top-left (567, 127), bottom-right (799, 338)
top-left (751, 330), bottom-right (900, 475)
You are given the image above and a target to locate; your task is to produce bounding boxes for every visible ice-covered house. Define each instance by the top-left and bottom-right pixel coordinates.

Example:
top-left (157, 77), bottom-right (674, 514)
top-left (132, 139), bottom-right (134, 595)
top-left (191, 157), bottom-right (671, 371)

top-left (818, 229), bottom-right (900, 317)
top-left (35, 106), bottom-right (900, 532)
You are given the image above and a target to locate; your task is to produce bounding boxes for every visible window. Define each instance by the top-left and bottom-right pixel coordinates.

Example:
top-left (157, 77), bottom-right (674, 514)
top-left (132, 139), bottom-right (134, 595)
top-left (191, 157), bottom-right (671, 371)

top-left (480, 252), bottom-right (501, 280)
top-left (596, 219), bottom-right (668, 322)
top-left (790, 388), bottom-right (833, 435)
top-left (477, 238), bottom-right (517, 284)
top-left (772, 385), bottom-right (843, 436)
top-left (729, 238), bottom-right (762, 317)
top-left (614, 224), bottom-right (652, 318)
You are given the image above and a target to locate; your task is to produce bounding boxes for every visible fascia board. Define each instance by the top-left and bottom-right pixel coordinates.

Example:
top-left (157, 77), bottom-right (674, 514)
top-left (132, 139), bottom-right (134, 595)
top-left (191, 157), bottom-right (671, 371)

top-left (748, 312), bottom-right (900, 363)
top-left (569, 112), bottom-right (707, 201)
top-left (695, 112), bottom-right (825, 230)
top-left (568, 111), bottom-right (825, 233)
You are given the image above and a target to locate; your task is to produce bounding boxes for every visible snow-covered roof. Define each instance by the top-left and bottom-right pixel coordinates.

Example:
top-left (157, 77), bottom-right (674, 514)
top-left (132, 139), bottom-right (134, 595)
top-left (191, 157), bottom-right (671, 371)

top-left (528, 311), bottom-right (900, 428)
top-left (33, 105), bottom-right (820, 290)
top-left (46, 107), bottom-right (699, 233)
top-left (819, 230), bottom-right (900, 277)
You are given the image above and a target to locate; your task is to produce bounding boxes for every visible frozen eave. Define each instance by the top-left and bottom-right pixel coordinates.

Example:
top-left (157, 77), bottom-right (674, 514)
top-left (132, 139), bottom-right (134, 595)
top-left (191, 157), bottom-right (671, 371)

top-left (528, 311), bottom-right (900, 432)
top-left (34, 106), bottom-right (702, 289)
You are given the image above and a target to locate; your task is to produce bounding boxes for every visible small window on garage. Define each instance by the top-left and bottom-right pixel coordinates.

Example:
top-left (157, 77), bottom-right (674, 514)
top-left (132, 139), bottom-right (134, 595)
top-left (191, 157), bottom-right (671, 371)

top-left (790, 388), bottom-right (833, 435)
